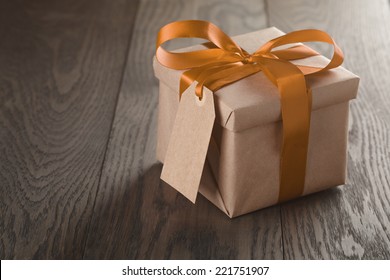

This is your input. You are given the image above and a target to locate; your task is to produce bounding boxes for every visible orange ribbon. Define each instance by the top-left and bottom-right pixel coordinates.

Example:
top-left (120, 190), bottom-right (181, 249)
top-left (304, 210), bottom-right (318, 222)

top-left (156, 20), bottom-right (343, 202)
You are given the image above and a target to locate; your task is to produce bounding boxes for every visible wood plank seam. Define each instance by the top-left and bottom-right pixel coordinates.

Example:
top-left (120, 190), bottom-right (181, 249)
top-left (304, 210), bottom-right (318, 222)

top-left (81, 0), bottom-right (141, 260)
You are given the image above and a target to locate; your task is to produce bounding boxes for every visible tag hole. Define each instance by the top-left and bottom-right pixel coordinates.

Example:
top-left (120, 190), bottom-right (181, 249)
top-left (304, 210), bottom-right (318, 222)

top-left (195, 94), bottom-right (205, 106)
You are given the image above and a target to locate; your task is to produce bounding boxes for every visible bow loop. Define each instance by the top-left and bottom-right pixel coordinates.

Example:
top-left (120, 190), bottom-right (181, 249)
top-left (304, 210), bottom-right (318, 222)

top-left (256, 29), bottom-right (343, 74)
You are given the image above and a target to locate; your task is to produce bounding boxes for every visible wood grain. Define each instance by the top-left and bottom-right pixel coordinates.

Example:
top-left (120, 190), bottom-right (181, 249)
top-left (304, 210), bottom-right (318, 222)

top-left (83, 0), bottom-right (283, 259)
top-left (2, 0), bottom-right (389, 260)
top-left (267, 0), bottom-right (390, 259)
top-left (0, 0), bottom-right (139, 259)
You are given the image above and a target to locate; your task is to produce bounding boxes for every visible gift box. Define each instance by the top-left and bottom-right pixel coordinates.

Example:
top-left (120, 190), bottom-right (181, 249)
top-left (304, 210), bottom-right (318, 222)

top-left (153, 24), bottom-right (359, 218)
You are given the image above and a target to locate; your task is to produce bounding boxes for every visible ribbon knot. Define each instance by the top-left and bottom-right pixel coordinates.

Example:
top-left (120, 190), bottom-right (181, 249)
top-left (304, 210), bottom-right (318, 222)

top-left (156, 20), bottom-right (344, 202)
top-left (242, 54), bottom-right (254, 64)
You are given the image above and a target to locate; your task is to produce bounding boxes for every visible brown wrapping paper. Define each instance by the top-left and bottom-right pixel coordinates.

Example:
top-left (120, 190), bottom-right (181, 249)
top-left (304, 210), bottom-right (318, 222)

top-left (154, 27), bottom-right (360, 218)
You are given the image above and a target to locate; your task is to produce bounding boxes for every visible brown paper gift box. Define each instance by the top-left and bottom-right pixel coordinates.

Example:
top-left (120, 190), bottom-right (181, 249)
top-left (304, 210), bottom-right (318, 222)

top-left (153, 27), bottom-right (360, 218)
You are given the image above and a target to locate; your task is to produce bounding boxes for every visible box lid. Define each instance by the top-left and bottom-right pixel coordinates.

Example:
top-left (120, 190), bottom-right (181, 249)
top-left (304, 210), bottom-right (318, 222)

top-left (153, 27), bottom-right (359, 132)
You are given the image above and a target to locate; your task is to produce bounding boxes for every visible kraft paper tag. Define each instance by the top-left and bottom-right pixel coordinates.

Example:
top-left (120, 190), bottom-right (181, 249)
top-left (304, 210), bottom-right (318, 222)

top-left (161, 85), bottom-right (215, 203)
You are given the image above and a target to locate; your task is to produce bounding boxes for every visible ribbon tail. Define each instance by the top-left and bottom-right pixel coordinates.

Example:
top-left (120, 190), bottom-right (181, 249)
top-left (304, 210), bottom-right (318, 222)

top-left (180, 61), bottom-right (246, 99)
top-left (203, 64), bottom-right (261, 92)
top-left (180, 68), bottom-right (204, 98)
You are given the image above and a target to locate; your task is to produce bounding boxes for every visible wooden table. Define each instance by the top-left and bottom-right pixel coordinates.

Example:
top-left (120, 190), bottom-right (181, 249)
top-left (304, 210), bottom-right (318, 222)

top-left (1, 0), bottom-right (389, 259)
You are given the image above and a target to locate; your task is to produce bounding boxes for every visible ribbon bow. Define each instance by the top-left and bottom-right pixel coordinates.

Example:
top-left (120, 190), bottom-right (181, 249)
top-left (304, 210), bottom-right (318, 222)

top-left (156, 20), bottom-right (343, 202)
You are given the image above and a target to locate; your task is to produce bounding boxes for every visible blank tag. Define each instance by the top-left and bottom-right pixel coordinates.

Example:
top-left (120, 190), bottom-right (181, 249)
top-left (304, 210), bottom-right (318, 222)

top-left (161, 84), bottom-right (215, 203)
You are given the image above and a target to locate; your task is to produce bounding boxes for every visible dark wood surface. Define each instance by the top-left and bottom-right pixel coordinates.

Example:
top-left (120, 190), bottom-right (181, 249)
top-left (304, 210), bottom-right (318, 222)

top-left (0, 0), bottom-right (139, 259)
top-left (1, 0), bottom-right (389, 259)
